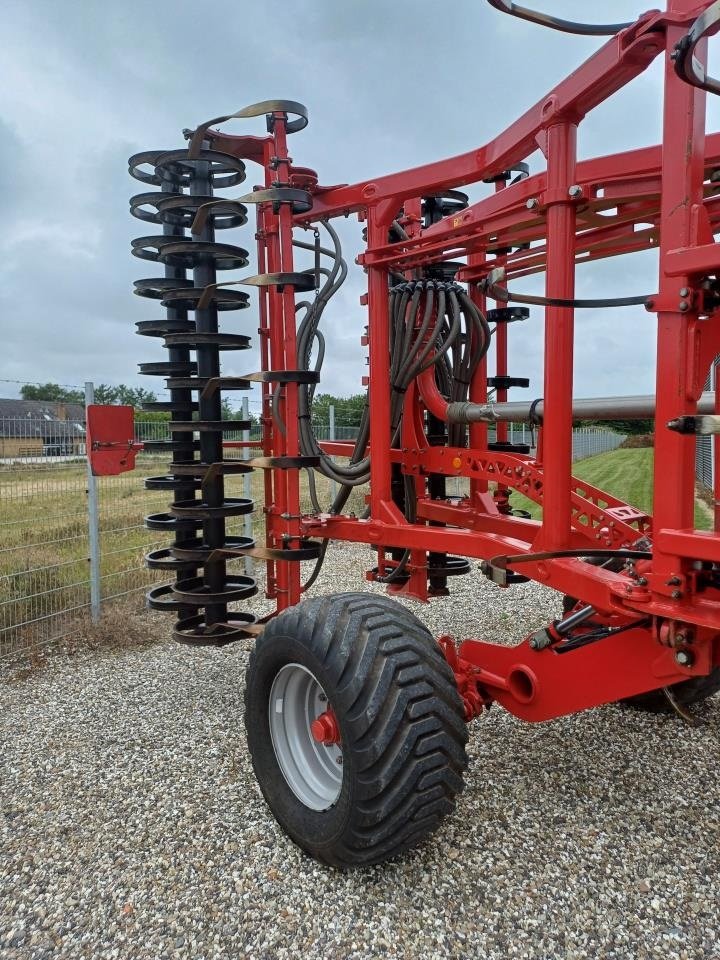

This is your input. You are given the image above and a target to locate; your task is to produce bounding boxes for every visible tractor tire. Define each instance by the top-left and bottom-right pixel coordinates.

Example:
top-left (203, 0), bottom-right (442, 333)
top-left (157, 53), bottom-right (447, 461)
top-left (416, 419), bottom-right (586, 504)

top-left (244, 592), bottom-right (468, 868)
top-left (620, 670), bottom-right (720, 713)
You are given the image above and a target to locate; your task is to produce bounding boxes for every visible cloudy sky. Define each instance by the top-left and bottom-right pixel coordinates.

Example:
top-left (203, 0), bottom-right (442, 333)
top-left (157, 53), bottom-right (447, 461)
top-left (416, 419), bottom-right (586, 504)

top-left (2, 0), bottom-right (718, 410)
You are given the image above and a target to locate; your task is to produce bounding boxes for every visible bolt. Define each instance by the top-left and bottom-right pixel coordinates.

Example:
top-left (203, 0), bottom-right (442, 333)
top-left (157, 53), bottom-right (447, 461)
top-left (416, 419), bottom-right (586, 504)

top-left (526, 198), bottom-right (539, 210)
top-left (675, 649), bottom-right (694, 667)
top-left (679, 300), bottom-right (690, 312)
top-left (568, 185), bottom-right (582, 199)
top-left (335, 756), bottom-right (343, 765)
top-left (318, 692), bottom-right (327, 702)
top-left (680, 287), bottom-right (690, 297)
top-left (637, 576), bottom-right (648, 586)
top-left (671, 590), bottom-right (682, 600)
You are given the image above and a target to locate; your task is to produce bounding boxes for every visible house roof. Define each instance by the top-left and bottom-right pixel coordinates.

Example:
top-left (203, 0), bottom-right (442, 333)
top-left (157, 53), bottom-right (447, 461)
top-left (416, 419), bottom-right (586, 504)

top-left (0, 399), bottom-right (86, 439)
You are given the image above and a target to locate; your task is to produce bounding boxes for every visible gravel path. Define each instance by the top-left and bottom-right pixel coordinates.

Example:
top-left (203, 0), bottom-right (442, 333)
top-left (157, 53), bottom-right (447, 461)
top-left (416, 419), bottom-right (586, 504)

top-left (2, 544), bottom-right (720, 959)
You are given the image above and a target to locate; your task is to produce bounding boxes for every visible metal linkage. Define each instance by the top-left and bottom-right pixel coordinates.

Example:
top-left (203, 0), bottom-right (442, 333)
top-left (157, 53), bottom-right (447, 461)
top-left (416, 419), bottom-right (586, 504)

top-left (129, 144), bottom-right (258, 646)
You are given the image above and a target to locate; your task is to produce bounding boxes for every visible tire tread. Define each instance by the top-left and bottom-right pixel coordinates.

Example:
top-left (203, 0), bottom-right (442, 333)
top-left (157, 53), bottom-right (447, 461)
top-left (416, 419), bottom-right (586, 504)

top-left (245, 592), bottom-right (468, 867)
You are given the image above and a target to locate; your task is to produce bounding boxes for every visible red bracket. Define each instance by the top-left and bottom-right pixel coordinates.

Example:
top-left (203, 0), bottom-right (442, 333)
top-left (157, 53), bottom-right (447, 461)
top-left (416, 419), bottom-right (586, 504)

top-left (86, 405), bottom-right (142, 476)
top-left (437, 635), bottom-right (488, 722)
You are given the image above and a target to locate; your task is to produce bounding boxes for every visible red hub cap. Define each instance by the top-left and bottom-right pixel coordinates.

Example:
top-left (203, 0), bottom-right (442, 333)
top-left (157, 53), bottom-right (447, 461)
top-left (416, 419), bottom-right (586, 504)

top-left (310, 708), bottom-right (340, 745)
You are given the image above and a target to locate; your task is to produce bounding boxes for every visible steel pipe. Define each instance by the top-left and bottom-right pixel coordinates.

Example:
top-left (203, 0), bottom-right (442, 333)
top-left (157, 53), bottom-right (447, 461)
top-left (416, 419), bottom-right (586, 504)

top-left (447, 392), bottom-right (716, 425)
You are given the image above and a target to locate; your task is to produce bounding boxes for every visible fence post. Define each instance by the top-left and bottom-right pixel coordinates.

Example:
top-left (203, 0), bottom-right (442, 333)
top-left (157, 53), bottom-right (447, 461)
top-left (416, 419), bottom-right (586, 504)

top-left (84, 381), bottom-right (101, 623)
top-left (242, 396), bottom-right (253, 578)
top-left (329, 404), bottom-right (337, 502)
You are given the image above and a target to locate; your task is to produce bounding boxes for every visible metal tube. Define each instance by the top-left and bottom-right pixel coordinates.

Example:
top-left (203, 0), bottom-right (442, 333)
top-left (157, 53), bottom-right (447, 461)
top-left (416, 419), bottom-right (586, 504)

top-left (715, 361), bottom-right (720, 533)
top-left (242, 395), bottom-right (253, 579)
top-left (556, 604), bottom-right (595, 636)
top-left (538, 121), bottom-right (577, 550)
top-left (367, 209), bottom-right (393, 515)
top-left (467, 253), bottom-right (489, 498)
top-left (652, 6), bottom-right (708, 556)
top-left (84, 381), bottom-right (101, 624)
top-left (450, 391), bottom-right (717, 425)
top-left (329, 404), bottom-right (337, 503)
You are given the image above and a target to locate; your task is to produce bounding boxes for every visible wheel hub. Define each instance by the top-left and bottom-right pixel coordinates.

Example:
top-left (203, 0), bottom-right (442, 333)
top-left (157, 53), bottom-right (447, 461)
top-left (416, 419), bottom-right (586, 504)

top-left (268, 663), bottom-right (343, 811)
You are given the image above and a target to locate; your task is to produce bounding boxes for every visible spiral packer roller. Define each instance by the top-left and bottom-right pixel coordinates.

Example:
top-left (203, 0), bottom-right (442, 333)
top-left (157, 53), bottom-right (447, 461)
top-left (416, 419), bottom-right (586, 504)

top-left (129, 102), bottom-right (321, 646)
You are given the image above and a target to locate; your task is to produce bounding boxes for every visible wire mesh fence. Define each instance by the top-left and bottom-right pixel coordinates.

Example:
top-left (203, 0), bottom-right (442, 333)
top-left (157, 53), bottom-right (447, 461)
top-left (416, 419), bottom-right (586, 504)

top-left (0, 400), bottom-right (626, 667)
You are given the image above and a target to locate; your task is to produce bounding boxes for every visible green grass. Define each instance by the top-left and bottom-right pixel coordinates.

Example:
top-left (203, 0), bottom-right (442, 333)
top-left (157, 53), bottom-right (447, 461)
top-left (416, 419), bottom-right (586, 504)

top-left (511, 447), bottom-right (711, 531)
top-left (0, 455), bottom-right (369, 656)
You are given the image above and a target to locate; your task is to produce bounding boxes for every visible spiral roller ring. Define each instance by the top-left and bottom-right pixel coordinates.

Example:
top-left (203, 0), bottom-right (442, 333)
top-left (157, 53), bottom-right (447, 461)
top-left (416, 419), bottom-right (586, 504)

top-left (129, 142), bottom-right (258, 645)
top-left (129, 101), bottom-right (321, 646)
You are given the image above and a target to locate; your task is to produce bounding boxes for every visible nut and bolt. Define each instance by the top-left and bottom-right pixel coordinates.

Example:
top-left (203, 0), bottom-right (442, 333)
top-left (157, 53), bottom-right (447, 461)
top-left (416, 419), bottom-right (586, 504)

top-left (318, 692), bottom-right (327, 702)
top-left (679, 300), bottom-right (690, 312)
top-left (529, 629), bottom-right (553, 650)
top-left (335, 756), bottom-right (343, 765)
top-left (568, 185), bottom-right (583, 198)
top-left (675, 649), bottom-right (694, 667)
top-left (526, 198), bottom-right (540, 210)
top-left (679, 287), bottom-right (690, 297)
top-left (671, 590), bottom-right (683, 600)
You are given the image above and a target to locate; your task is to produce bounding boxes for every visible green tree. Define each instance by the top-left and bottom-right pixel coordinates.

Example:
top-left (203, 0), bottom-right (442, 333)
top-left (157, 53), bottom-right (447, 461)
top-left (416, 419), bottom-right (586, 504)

top-left (20, 382), bottom-right (157, 409)
top-left (311, 393), bottom-right (366, 427)
top-left (20, 383), bottom-right (84, 404)
top-left (113, 385), bottom-right (157, 408)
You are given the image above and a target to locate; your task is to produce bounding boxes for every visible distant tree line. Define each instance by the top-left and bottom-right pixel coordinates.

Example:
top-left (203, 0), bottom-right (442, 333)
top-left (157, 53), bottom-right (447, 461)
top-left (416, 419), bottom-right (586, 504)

top-left (19, 383), bottom-right (367, 427)
top-left (579, 419), bottom-right (654, 436)
top-left (21, 382), bottom-right (157, 408)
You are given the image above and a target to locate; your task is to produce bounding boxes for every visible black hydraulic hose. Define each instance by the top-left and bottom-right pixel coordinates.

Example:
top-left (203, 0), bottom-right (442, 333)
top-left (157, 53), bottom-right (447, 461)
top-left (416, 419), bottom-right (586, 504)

top-left (485, 0), bottom-right (632, 37)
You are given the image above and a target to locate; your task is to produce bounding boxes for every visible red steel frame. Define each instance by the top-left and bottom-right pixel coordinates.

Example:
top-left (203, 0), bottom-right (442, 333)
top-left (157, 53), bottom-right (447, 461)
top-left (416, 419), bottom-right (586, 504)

top-left (112, 0), bottom-right (720, 723)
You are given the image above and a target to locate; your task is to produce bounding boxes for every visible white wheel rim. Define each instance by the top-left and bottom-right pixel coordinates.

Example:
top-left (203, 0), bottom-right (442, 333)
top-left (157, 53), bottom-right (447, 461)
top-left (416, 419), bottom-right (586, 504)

top-left (268, 663), bottom-right (343, 811)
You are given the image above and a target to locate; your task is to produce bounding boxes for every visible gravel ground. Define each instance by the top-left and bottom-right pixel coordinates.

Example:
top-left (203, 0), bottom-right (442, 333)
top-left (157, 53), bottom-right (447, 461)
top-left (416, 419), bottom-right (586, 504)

top-left (2, 543), bottom-right (720, 960)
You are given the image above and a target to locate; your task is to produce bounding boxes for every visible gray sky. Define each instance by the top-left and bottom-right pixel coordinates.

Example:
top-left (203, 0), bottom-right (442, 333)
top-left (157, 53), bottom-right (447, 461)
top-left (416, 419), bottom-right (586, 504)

top-left (2, 0), bottom-right (717, 408)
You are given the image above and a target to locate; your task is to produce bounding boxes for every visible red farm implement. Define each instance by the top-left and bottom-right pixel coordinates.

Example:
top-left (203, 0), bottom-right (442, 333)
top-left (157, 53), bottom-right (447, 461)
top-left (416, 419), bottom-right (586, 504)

top-left (103, 0), bottom-right (720, 866)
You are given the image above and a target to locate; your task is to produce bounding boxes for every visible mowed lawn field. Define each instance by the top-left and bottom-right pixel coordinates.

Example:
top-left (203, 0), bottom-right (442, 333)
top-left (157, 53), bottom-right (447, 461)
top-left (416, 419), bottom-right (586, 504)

top-left (511, 447), bottom-right (712, 531)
